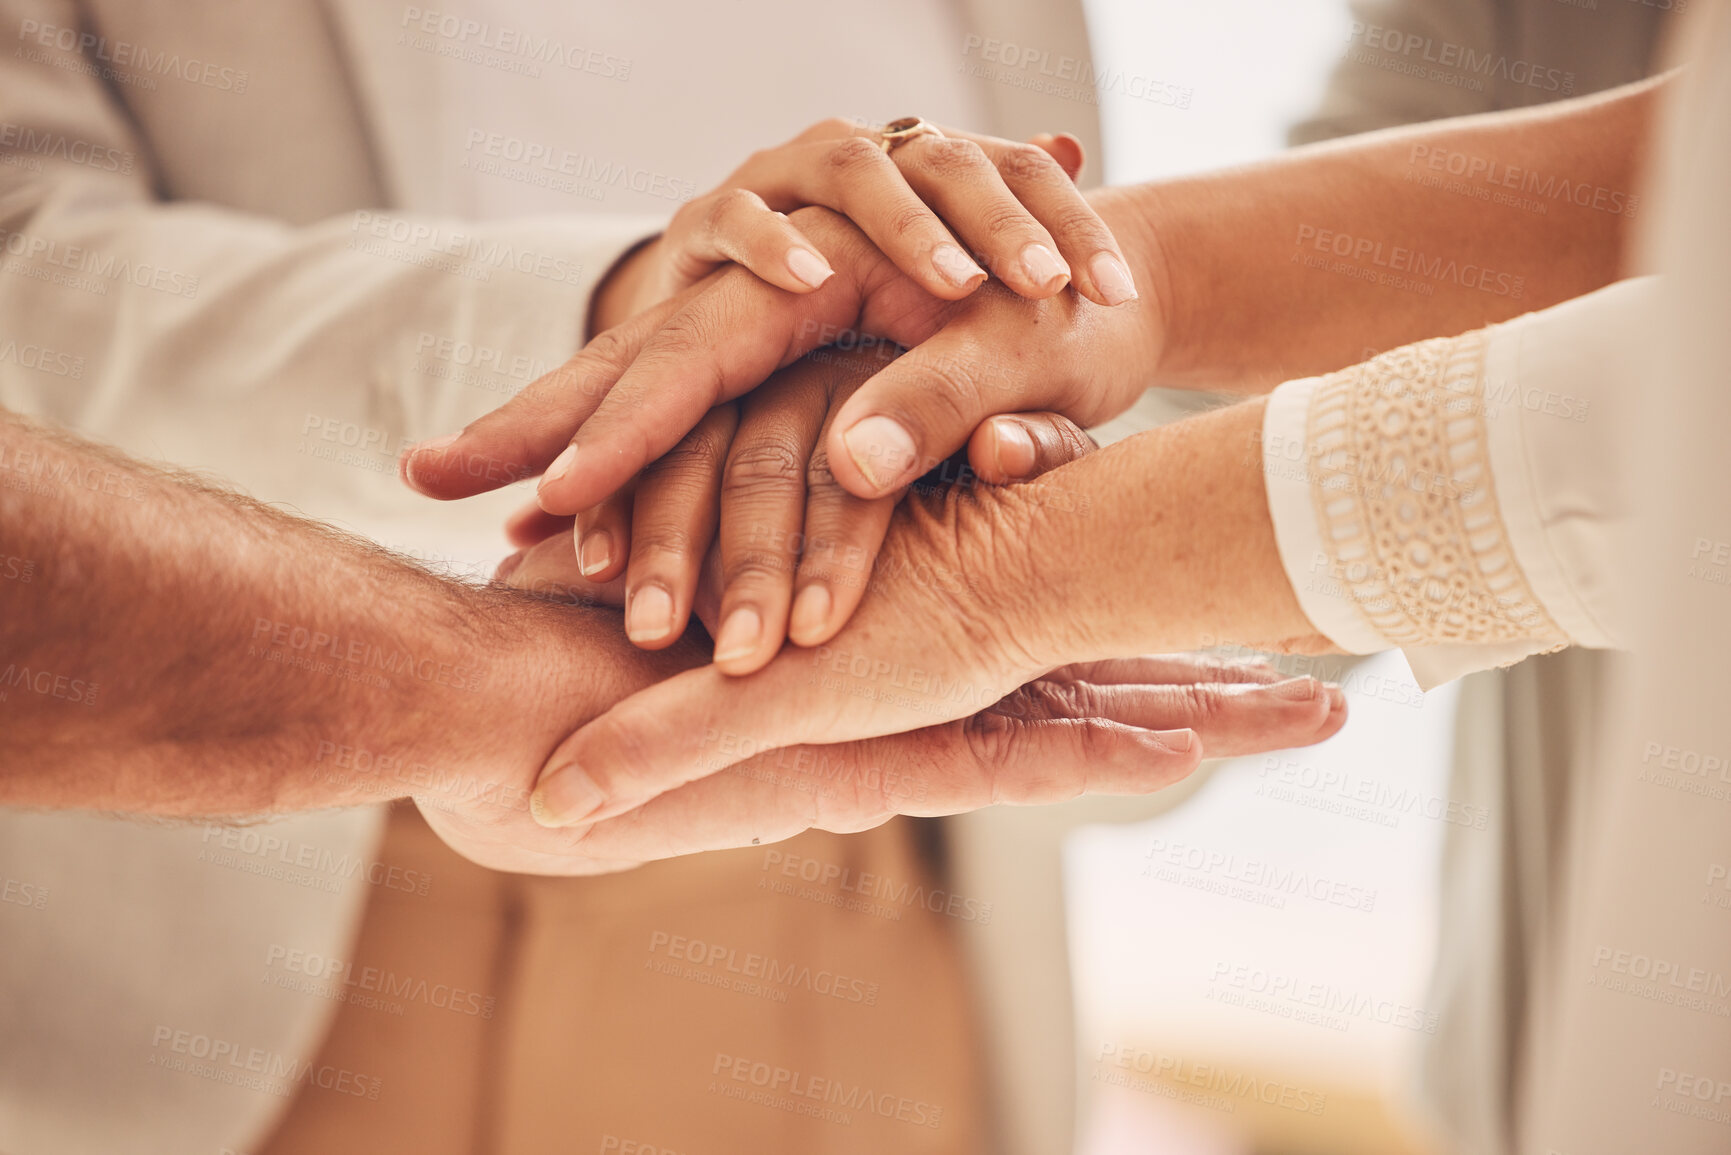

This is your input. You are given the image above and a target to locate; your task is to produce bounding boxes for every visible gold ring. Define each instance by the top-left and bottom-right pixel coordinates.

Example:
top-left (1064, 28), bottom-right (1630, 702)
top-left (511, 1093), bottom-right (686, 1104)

top-left (878, 116), bottom-right (945, 154)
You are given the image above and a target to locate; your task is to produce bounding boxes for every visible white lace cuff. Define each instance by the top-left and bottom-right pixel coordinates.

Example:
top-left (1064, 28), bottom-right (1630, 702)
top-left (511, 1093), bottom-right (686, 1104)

top-left (1262, 279), bottom-right (1647, 687)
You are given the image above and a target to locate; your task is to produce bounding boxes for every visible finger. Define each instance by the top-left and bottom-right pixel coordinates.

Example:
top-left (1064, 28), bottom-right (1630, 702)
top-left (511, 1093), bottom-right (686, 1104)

top-left (399, 291), bottom-right (689, 501)
top-left (572, 715), bottom-right (1198, 861)
top-left (497, 529), bottom-right (625, 610)
top-left (1001, 676), bottom-right (1343, 759)
top-left (505, 500), bottom-right (574, 548)
top-left (787, 423), bottom-right (896, 648)
top-left (1026, 132), bottom-right (1085, 181)
top-left (965, 412), bottom-right (1098, 484)
top-left (1054, 655), bottom-right (1292, 687)
top-left (661, 187), bottom-right (835, 295)
top-left (825, 309), bottom-right (1073, 498)
top-left (981, 138), bottom-right (1135, 307)
top-left (622, 405), bottom-right (739, 649)
top-left (881, 134), bottom-right (1071, 298)
top-left (711, 372), bottom-right (829, 675)
top-left (728, 135), bottom-right (989, 300)
top-left (572, 484), bottom-right (635, 583)
top-left (538, 209), bottom-right (956, 514)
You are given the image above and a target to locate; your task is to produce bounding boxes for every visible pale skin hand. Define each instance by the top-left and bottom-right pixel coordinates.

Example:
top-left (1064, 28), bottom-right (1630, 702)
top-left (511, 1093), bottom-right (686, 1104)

top-left (522, 395), bottom-right (1346, 826)
top-left (405, 74), bottom-right (1661, 522)
top-left (586, 119), bottom-right (1134, 337)
top-left (0, 406), bottom-right (1336, 874)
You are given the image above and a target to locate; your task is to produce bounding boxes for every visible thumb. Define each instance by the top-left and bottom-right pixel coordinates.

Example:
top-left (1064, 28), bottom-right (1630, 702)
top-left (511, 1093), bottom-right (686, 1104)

top-left (823, 330), bottom-right (1067, 499)
top-left (966, 412), bottom-right (1098, 484)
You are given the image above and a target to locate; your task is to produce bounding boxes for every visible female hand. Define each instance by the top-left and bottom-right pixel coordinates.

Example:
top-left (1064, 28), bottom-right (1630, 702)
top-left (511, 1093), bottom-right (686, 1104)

top-left (589, 118), bottom-right (1136, 334)
top-left (497, 344), bottom-right (1099, 669)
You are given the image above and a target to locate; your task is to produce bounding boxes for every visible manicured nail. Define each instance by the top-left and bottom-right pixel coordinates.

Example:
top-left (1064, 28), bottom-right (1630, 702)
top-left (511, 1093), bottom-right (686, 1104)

top-left (1156, 728), bottom-right (1195, 752)
top-left (530, 763), bottom-right (606, 827)
top-left (990, 418), bottom-right (1036, 478)
top-left (932, 243), bottom-right (986, 288)
top-left (785, 247), bottom-right (834, 289)
top-left (841, 415), bottom-right (918, 493)
top-left (1020, 243), bottom-right (1069, 289)
top-left (1323, 682), bottom-right (1347, 709)
top-left (578, 530), bottom-right (614, 577)
top-left (401, 431), bottom-right (459, 487)
top-left (789, 585), bottom-right (832, 641)
top-left (712, 606), bottom-right (763, 664)
top-left (625, 584), bottom-right (675, 644)
top-left (1270, 677), bottom-right (1320, 701)
top-left (539, 445), bottom-right (577, 492)
top-left (1089, 252), bottom-right (1138, 305)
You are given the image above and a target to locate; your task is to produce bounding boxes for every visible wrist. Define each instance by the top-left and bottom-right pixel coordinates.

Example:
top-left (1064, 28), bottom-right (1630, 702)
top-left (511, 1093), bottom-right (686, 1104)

top-left (1089, 184), bottom-right (1177, 382)
top-left (586, 233), bottom-right (663, 338)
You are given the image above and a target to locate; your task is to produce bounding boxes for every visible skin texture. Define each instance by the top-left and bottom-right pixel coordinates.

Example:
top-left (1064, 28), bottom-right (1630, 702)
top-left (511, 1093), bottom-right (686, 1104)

top-left (524, 391), bottom-right (1334, 826)
top-left (0, 405), bottom-right (1344, 873)
top-left (406, 74), bottom-right (1661, 519)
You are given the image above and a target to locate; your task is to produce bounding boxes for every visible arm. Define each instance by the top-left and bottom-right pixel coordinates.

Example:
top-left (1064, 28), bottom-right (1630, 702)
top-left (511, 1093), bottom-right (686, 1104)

top-left (535, 276), bottom-right (1639, 811)
top-left (1093, 72), bottom-right (1662, 391)
top-left (416, 74), bottom-right (1664, 518)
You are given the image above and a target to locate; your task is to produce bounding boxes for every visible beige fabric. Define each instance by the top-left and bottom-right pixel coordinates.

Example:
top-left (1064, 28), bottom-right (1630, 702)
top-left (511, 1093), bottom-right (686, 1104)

top-left (0, 2), bottom-right (1103, 1153)
top-left (257, 807), bottom-right (985, 1155)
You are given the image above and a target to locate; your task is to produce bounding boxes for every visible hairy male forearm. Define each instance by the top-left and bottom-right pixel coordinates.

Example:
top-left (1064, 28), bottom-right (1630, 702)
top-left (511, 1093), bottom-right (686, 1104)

top-left (0, 409), bottom-right (589, 816)
top-left (1093, 74), bottom-right (1663, 391)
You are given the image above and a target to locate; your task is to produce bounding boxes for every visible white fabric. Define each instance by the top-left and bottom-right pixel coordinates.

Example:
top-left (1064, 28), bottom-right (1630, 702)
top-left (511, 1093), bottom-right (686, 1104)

top-left (1263, 279), bottom-right (1650, 689)
top-left (0, 2), bottom-right (1099, 1153)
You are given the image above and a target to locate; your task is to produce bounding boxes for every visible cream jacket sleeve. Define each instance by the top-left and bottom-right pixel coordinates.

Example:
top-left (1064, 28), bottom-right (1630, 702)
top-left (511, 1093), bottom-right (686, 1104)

top-left (1262, 277), bottom-right (1648, 689)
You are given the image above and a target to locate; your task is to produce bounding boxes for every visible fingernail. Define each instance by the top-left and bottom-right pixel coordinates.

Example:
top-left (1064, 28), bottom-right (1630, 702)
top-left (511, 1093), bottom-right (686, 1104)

top-left (539, 445), bottom-right (578, 491)
top-left (1156, 728), bottom-right (1195, 752)
top-left (578, 530), bottom-right (614, 577)
top-left (530, 763), bottom-right (606, 827)
top-left (1324, 682), bottom-right (1347, 709)
top-left (713, 606), bottom-right (763, 664)
top-left (1270, 677), bottom-right (1320, 701)
top-left (1020, 243), bottom-right (1069, 289)
top-left (786, 247), bottom-right (834, 289)
top-left (625, 584), bottom-right (676, 644)
top-left (990, 418), bottom-right (1037, 478)
top-left (932, 243), bottom-right (986, 288)
top-left (789, 585), bottom-right (831, 641)
top-left (842, 415), bottom-right (918, 493)
top-left (1089, 252), bottom-right (1138, 305)
top-left (401, 431), bottom-right (458, 487)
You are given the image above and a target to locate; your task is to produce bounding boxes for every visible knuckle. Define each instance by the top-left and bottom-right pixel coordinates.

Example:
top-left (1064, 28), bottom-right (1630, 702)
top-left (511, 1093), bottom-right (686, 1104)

top-left (998, 143), bottom-right (1064, 184)
top-left (632, 522), bottom-right (703, 561)
top-left (913, 137), bottom-right (988, 179)
top-left (824, 135), bottom-right (888, 177)
top-left (723, 549), bottom-right (794, 586)
top-left (723, 436), bottom-right (805, 493)
top-left (976, 202), bottom-right (1038, 244)
top-left (813, 116), bottom-right (858, 139)
top-left (885, 201), bottom-right (940, 243)
top-left (1048, 205), bottom-right (1113, 244)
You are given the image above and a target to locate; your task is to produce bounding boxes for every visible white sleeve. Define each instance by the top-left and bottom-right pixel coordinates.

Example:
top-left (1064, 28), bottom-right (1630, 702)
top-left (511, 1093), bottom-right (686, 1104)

top-left (1262, 277), bottom-right (1650, 688)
